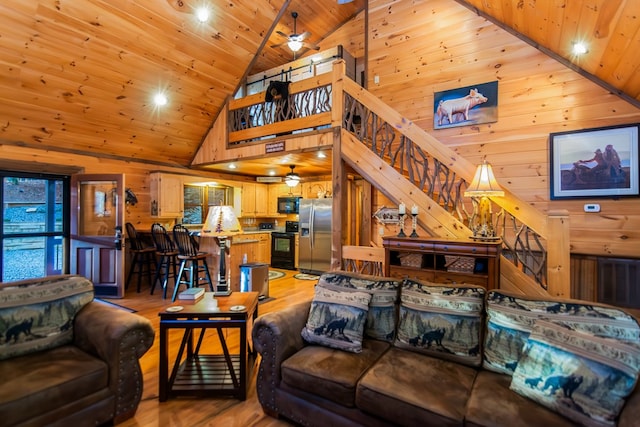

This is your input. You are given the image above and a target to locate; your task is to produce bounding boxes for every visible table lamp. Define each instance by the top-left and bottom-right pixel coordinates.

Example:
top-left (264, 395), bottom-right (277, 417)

top-left (463, 161), bottom-right (504, 240)
top-left (201, 206), bottom-right (242, 295)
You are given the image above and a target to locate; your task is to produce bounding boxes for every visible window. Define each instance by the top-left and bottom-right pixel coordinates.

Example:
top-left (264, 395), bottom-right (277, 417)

top-left (1, 174), bottom-right (70, 282)
top-left (182, 185), bottom-right (232, 224)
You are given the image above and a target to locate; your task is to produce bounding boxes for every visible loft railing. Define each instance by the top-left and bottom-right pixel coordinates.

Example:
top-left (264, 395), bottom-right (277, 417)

top-left (225, 60), bottom-right (570, 296)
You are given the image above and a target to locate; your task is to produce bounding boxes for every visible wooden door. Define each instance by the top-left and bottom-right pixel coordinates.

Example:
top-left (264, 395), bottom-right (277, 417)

top-left (70, 174), bottom-right (125, 297)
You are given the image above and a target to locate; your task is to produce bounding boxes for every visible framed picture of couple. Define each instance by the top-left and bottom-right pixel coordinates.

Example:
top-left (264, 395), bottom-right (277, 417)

top-left (549, 123), bottom-right (640, 199)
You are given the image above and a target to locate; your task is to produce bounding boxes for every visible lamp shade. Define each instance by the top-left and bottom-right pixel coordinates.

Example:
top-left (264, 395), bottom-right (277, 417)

top-left (201, 206), bottom-right (242, 236)
top-left (464, 161), bottom-right (504, 197)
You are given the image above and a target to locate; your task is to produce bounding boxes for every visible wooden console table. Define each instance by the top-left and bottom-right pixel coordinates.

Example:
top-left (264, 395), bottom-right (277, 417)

top-left (158, 292), bottom-right (259, 401)
top-left (383, 236), bottom-right (501, 289)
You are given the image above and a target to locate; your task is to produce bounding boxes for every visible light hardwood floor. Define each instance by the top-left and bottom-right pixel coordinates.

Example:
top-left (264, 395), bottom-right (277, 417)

top-left (111, 269), bottom-right (316, 427)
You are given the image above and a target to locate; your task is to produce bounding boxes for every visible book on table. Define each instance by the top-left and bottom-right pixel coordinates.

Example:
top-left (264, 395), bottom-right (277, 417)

top-left (178, 287), bottom-right (205, 300)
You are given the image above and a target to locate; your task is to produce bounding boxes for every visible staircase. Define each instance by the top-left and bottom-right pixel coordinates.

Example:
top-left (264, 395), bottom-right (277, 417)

top-left (195, 60), bottom-right (572, 298)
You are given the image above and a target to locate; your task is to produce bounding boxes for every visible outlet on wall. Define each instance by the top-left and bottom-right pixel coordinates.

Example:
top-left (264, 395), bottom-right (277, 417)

top-left (584, 203), bottom-right (601, 213)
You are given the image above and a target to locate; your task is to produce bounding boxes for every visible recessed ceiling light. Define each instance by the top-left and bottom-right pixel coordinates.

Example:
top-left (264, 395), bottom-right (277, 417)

top-left (572, 42), bottom-right (588, 55)
top-left (268, 170), bottom-right (276, 176)
top-left (153, 92), bottom-right (168, 107)
top-left (317, 151), bottom-right (327, 159)
top-left (228, 163), bottom-right (237, 169)
top-left (196, 7), bottom-right (210, 23)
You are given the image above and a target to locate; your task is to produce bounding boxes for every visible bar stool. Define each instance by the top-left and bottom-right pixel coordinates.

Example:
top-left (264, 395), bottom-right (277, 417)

top-left (125, 222), bottom-right (156, 293)
top-left (151, 223), bottom-right (179, 299)
top-left (172, 224), bottom-right (214, 301)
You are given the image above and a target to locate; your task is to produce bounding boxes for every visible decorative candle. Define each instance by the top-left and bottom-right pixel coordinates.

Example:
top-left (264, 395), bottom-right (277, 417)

top-left (411, 205), bottom-right (418, 215)
top-left (398, 203), bottom-right (406, 214)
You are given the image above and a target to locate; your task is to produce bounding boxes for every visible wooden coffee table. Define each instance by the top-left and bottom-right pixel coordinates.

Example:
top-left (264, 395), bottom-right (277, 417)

top-left (158, 292), bottom-right (259, 401)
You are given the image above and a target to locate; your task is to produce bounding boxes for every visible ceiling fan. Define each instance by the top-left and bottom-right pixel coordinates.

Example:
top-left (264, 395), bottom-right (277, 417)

top-left (271, 12), bottom-right (320, 53)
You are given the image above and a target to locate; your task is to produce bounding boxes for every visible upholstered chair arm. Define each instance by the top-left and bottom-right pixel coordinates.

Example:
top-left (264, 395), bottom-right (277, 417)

top-left (619, 385), bottom-right (640, 427)
top-left (252, 299), bottom-right (312, 413)
top-left (73, 302), bottom-right (155, 423)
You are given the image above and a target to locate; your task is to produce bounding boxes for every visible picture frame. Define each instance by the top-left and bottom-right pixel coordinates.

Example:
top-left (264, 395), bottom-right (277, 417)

top-left (433, 81), bottom-right (498, 129)
top-left (549, 123), bottom-right (639, 199)
top-left (373, 206), bottom-right (401, 224)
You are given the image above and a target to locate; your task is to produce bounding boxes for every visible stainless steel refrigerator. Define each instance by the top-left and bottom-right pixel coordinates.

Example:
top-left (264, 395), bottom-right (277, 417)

top-left (298, 198), bottom-right (332, 274)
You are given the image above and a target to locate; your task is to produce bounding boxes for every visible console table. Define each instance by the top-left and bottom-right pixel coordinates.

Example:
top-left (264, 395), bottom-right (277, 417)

top-left (158, 292), bottom-right (259, 401)
top-left (383, 236), bottom-right (501, 289)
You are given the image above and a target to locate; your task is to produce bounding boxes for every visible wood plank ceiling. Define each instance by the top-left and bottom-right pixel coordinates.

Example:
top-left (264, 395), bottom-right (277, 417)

top-left (0, 0), bottom-right (639, 177)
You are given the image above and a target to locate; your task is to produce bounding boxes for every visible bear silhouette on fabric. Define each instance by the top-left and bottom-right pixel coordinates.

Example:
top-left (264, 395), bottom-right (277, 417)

top-left (5, 318), bottom-right (33, 343)
top-left (421, 328), bottom-right (445, 347)
top-left (325, 317), bottom-right (348, 337)
top-left (543, 374), bottom-right (583, 398)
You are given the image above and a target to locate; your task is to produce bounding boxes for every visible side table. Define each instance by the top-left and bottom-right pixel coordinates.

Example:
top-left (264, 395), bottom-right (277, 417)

top-left (158, 292), bottom-right (259, 401)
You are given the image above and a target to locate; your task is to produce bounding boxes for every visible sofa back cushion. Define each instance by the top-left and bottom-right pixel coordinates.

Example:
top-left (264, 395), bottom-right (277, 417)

top-left (301, 282), bottom-right (372, 353)
top-left (510, 319), bottom-right (640, 427)
top-left (483, 289), bottom-right (640, 376)
top-left (0, 275), bottom-right (94, 360)
top-left (394, 278), bottom-right (486, 367)
top-left (317, 271), bottom-right (400, 342)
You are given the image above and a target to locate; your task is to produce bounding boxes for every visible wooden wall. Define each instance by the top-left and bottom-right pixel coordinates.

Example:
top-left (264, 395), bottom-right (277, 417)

top-left (0, 144), bottom-right (248, 232)
top-left (366, 0), bottom-right (640, 259)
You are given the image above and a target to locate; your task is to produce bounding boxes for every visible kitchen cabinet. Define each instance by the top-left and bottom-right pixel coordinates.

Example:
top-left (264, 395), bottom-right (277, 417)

top-left (150, 172), bottom-right (184, 218)
top-left (383, 236), bottom-right (501, 289)
top-left (301, 181), bottom-right (331, 199)
top-left (241, 183), bottom-right (268, 217)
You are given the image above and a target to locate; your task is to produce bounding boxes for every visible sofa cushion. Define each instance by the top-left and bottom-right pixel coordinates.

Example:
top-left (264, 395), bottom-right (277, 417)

top-left (483, 289), bottom-right (640, 376)
top-left (301, 283), bottom-right (372, 353)
top-left (318, 271), bottom-right (400, 342)
top-left (0, 275), bottom-right (94, 361)
top-left (465, 370), bottom-right (576, 427)
top-left (356, 347), bottom-right (477, 426)
top-left (510, 320), bottom-right (640, 427)
top-left (394, 279), bottom-right (485, 367)
top-left (281, 339), bottom-right (390, 407)
top-left (0, 344), bottom-right (109, 426)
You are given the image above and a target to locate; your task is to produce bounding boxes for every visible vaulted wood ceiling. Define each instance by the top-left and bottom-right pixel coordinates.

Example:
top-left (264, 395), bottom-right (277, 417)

top-left (1, 1), bottom-right (639, 177)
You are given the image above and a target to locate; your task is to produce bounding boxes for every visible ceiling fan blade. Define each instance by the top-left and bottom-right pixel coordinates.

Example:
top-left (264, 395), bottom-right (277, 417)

top-left (276, 30), bottom-right (290, 38)
top-left (298, 31), bottom-right (311, 41)
top-left (302, 42), bottom-right (321, 50)
top-left (270, 42), bottom-right (288, 48)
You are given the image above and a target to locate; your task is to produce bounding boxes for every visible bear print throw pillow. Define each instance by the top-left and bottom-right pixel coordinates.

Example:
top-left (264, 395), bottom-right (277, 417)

top-left (394, 279), bottom-right (485, 367)
top-left (301, 283), bottom-right (372, 353)
top-left (317, 271), bottom-right (400, 342)
top-left (511, 319), bottom-right (640, 427)
top-left (483, 290), bottom-right (640, 376)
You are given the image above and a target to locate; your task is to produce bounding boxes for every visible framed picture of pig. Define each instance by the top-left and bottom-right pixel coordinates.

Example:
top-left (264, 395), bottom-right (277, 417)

top-left (549, 123), bottom-right (639, 199)
top-left (433, 81), bottom-right (498, 129)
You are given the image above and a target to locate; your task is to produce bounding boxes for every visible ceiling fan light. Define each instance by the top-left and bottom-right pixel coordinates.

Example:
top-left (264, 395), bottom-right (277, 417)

top-left (287, 39), bottom-right (302, 52)
top-left (285, 165), bottom-right (300, 187)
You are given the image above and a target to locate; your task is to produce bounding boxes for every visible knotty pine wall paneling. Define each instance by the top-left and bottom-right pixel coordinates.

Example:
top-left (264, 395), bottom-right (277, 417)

top-left (366, 0), bottom-right (640, 259)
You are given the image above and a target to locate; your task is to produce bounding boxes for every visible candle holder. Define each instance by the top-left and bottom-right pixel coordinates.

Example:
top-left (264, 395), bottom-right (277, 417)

top-left (410, 213), bottom-right (419, 237)
top-left (397, 214), bottom-right (407, 237)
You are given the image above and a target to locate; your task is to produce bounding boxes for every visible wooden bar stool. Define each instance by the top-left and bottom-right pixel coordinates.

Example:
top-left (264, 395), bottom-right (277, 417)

top-left (125, 222), bottom-right (156, 293)
top-left (171, 224), bottom-right (214, 301)
top-left (151, 223), bottom-right (179, 299)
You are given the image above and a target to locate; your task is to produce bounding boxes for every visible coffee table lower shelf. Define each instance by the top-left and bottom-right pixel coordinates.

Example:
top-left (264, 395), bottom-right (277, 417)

top-left (170, 355), bottom-right (244, 397)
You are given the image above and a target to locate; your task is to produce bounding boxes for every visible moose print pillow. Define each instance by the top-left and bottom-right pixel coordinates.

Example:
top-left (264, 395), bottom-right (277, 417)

top-left (301, 283), bottom-right (372, 353)
top-left (510, 319), bottom-right (640, 427)
top-left (394, 279), bottom-right (486, 367)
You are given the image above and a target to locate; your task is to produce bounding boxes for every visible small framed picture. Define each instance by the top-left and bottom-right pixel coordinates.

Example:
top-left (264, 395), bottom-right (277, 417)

top-left (549, 123), bottom-right (639, 199)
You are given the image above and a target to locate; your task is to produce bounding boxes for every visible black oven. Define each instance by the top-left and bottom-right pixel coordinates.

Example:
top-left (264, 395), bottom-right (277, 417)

top-left (270, 221), bottom-right (298, 270)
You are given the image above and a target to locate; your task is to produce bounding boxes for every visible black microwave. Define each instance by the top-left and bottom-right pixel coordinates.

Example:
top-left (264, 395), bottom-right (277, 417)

top-left (277, 196), bottom-right (301, 214)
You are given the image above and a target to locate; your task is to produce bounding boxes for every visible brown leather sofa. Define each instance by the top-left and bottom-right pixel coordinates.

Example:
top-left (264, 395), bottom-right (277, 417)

top-left (0, 275), bottom-right (155, 426)
top-left (252, 272), bottom-right (640, 427)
